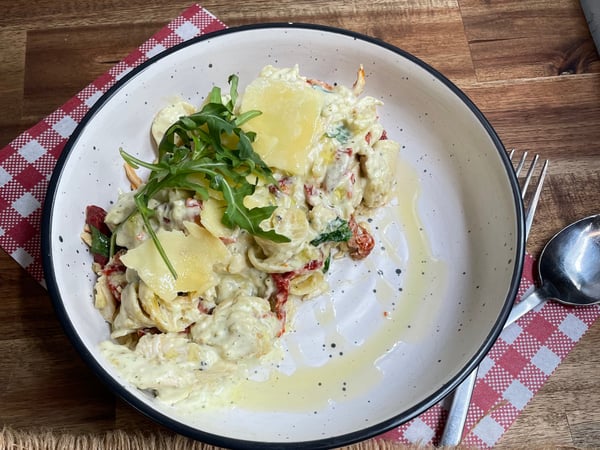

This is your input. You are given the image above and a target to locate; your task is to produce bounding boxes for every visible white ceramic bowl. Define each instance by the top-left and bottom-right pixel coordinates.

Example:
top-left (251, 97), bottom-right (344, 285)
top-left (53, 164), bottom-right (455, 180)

top-left (42, 24), bottom-right (524, 449)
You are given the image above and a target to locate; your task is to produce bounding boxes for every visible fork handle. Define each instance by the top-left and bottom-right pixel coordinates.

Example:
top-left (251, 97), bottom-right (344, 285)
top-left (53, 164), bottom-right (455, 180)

top-left (439, 289), bottom-right (546, 446)
top-left (439, 369), bottom-right (478, 446)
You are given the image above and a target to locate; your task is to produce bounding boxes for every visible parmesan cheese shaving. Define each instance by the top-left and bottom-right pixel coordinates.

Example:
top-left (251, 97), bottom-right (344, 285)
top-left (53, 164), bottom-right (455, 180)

top-left (240, 76), bottom-right (324, 176)
top-left (120, 221), bottom-right (230, 301)
top-left (151, 101), bottom-right (196, 146)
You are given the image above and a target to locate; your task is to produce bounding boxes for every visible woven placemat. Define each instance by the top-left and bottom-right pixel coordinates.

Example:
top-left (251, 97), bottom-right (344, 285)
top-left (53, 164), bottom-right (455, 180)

top-left (0, 427), bottom-right (442, 450)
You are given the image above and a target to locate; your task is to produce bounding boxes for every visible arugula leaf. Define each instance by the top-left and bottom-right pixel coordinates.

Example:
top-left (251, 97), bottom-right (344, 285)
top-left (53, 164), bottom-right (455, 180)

top-left (310, 217), bottom-right (352, 246)
top-left (219, 178), bottom-right (288, 242)
top-left (120, 74), bottom-right (290, 279)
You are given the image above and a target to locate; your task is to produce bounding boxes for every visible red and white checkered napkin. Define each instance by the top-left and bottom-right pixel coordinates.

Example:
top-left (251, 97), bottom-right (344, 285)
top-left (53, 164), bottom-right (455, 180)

top-left (0, 4), bottom-right (225, 284)
top-left (1, 3), bottom-right (598, 447)
top-left (381, 255), bottom-right (600, 447)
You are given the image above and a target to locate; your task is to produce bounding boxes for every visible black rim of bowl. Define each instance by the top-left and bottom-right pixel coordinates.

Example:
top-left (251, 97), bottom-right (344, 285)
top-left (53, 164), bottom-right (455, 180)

top-left (41, 22), bottom-right (525, 450)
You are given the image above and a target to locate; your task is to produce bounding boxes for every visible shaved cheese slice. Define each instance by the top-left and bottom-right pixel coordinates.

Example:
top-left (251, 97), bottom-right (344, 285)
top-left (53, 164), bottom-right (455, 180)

top-left (240, 77), bottom-right (324, 176)
top-left (151, 101), bottom-right (196, 146)
top-left (121, 221), bottom-right (229, 301)
top-left (200, 197), bottom-right (234, 239)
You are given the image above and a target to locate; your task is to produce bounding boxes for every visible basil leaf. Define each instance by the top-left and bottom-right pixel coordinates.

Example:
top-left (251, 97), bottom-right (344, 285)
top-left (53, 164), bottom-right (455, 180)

top-left (90, 225), bottom-right (110, 258)
top-left (310, 217), bottom-right (352, 246)
top-left (326, 124), bottom-right (352, 145)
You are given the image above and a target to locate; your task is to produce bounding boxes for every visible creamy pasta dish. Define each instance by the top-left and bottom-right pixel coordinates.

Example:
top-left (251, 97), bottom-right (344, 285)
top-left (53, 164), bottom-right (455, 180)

top-left (83, 65), bottom-right (399, 408)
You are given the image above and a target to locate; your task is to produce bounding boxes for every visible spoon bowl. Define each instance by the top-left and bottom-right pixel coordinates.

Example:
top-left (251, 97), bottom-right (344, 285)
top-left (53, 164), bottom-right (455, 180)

top-left (538, 214), bottom-right (600, 306)
top-left (506, 213), bottom-right (600, 327)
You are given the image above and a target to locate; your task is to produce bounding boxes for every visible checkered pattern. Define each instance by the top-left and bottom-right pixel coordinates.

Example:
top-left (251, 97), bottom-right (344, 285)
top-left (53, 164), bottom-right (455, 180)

top-left (0, 4), bottom-right (225, 283)
top-left (380, 255), bottom-right (600, 447)
top-left (0, 4), bottom-right (598, 447)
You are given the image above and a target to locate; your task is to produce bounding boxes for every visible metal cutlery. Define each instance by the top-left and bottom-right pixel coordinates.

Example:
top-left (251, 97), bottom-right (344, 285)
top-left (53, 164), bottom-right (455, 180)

top-left (439, 151), bottom-right (549, 446)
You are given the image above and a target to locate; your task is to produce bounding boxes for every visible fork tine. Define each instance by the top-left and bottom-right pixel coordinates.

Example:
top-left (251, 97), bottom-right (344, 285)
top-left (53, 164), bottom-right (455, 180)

top-left (524, 158), bottom-right (549, 239)
top-left (509, 149), bottom-right (529, 177)
top-left (521, 154), bottom-right (539, 200)
top-left (512, 151), bottom-right (548, 239)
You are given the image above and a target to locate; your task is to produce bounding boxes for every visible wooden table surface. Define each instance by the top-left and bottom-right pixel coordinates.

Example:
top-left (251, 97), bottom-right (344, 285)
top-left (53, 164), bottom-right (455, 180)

top-left (1, 1), bottom-right (599, 448)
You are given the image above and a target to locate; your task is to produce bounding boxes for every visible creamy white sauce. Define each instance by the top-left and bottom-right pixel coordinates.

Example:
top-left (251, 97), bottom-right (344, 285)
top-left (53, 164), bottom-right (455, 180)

top-left (90, 66), bottom-right (444, 414)
top-left (230, 156), bottom-right (448, 412)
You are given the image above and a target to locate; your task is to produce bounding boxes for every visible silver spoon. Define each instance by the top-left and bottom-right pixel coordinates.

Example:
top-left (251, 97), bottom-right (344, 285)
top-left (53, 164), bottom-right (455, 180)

top-left (440, 213), bottom-right (600, 446)
top-left (506, 213), bottom-right (600, 326)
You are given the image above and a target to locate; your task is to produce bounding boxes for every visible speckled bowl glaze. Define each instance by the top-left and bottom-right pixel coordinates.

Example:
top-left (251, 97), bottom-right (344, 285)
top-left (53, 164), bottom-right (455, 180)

top-left (42, 24), bottom-right (524, 449)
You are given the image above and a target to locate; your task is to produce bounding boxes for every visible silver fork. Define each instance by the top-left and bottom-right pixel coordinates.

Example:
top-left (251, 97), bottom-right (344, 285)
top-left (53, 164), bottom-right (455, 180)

top-left (439, 150), bottom-right (549, 447)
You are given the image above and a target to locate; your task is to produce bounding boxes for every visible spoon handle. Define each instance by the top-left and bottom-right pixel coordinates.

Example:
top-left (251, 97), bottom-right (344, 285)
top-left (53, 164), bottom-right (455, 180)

top-left (504, 288), bottom-right (546, 328)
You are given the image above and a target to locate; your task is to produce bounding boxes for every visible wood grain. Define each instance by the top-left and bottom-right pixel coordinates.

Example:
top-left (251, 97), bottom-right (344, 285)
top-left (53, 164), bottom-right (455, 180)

top-left (0, 0), bottom-right (599, 447)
